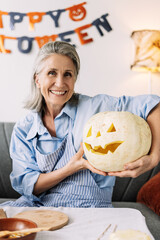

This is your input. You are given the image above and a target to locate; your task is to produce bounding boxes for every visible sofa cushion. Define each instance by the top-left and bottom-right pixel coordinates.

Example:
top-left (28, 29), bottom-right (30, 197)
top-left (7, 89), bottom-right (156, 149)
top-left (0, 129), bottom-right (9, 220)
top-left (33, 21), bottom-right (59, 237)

top-left (0, 122), bottom-right (20, 199)
top-left (137, 172), bottom-right (160, 216)
top-left (112, 162), bottom-right (160, 202)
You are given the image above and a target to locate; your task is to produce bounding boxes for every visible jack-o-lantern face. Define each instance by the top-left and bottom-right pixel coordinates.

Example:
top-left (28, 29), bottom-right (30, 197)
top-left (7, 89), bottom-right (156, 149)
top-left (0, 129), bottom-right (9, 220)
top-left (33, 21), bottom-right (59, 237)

top-left (84, 123), bottom-right (124, 155)
top-left (83, 111), bottom-right (151, 172)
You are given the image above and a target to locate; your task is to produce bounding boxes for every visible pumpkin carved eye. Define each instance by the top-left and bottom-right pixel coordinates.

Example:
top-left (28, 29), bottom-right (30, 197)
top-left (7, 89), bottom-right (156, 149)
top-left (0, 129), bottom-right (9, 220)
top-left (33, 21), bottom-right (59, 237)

top-left (107, 123), bottom-right (116, 132)
top-left (86, 126), bottom-right (92, 137)
top-left (86, 123), bottom-right (116, 138)
top-left (96, 131), bottom-right (101, 137)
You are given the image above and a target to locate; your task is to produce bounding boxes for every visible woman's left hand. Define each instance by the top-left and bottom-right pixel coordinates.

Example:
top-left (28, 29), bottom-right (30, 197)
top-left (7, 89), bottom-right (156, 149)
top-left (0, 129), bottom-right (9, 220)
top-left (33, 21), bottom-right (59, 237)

top-left (108, 153), bottom-right (159, 178)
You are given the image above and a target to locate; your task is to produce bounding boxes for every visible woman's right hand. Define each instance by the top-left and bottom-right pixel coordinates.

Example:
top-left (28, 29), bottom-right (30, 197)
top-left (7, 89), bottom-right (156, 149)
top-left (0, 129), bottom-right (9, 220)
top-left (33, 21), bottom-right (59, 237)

top-left (67, 143), bottom-right (108, 176)
top-left (34, 144), bottom-right (107, 196)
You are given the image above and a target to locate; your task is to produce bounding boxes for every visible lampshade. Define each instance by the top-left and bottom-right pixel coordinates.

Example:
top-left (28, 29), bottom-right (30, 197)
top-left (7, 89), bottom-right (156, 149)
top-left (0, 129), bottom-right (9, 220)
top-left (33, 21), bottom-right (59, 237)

top-left (131, 30), bottom-right (160, 72)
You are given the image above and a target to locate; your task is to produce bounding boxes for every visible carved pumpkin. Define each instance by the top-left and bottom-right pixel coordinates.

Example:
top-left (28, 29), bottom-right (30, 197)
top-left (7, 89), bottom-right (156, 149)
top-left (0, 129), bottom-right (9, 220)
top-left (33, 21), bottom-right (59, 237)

top-left (83, 111), bottom-right (152, 172)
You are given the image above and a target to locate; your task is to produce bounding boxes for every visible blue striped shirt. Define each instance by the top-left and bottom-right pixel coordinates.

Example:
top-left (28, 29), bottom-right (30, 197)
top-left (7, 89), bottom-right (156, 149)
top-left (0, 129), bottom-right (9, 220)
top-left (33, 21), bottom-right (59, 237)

top-left (10, 93), bottom-right (160, 200)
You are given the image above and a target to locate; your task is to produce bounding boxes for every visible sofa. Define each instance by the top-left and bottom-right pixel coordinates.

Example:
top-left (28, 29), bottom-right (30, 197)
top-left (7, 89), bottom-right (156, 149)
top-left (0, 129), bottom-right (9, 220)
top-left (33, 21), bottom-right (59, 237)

top-left (0, 122), bottom-right (160, 239)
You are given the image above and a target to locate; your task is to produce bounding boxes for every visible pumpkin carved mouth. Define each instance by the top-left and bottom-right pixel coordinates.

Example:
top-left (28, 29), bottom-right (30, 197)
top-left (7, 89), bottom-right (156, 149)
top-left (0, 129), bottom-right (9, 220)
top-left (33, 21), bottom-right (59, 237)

top-left (84, 141), bottom-right (124, 155)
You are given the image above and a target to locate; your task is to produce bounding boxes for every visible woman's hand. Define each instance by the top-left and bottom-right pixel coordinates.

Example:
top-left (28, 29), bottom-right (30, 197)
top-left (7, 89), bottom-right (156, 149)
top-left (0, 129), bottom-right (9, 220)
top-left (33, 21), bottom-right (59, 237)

top-left (68, 143), bottom-right (107, 176)
top-left (34, 143), bottom-right (107, 195)
top-left (108, 153), bottom-right (159, 178)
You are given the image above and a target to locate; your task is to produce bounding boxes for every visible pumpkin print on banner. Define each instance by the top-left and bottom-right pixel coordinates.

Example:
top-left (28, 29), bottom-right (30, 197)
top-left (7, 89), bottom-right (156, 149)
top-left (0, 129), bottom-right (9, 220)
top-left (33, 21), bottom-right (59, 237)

top-left (83, 111), bottom-right (152, 172)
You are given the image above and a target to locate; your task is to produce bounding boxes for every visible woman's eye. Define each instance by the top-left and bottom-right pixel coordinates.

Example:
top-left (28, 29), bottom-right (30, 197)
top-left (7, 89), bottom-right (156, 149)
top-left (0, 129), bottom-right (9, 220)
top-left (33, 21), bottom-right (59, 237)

top-left (48, 71), bottom-right (56, 76)
top-left (64, 72), bottom-right (72, 77)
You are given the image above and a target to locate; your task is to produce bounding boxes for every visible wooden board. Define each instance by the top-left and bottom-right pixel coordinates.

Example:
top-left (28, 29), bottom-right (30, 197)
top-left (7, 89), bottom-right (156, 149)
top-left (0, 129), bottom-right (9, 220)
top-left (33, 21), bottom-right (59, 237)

top-left (0, 209), bottom-right (7, 219)
top-left (13, 210), bottom-right (69, 230)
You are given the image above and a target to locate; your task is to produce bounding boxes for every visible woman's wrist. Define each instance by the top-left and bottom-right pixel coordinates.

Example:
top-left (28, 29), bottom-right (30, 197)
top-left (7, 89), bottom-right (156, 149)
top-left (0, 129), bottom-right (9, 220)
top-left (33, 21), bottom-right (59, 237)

top-left (149, 151), bottom-right (160, 167)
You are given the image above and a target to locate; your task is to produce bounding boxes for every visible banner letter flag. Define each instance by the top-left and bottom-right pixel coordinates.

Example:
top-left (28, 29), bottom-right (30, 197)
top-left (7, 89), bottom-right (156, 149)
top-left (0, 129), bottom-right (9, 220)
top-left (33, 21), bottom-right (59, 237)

top-left (35, 34), bottom-right (58, 48)
top-left (17, 36), bottom-right (34, 53)
top-left (66, 2), bottom-right (87, 21)
top-left (0, 35), bottom-right (10, 53)
top-left (0, 35), bottom-right (16, 53)
top-left (58, 30), bottom-right (75, 43)
top-left (9, 12), bottom-right (26, 30)
top-left (0, 11), bottom-right (8, 28)
top-left (75, 24), bottom-right (93, 44)
top-left (46, 10), bottom-right (65, 28)
top-left (27, 12), bottom-right (46, 31)
top-left (92, 14), bottom-right (112, 36)
top-left (0, 5), bottom-right (113, 54)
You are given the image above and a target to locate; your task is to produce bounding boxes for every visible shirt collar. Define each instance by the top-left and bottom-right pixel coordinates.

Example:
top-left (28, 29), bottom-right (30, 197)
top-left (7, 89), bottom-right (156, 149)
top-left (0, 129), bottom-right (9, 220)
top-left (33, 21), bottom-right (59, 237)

top-left (26, 112), bottom-right (48, 140)
top-left (56, 100), bottom-right (77, 121)
top-left (26, 96), bottom-right (78, 140)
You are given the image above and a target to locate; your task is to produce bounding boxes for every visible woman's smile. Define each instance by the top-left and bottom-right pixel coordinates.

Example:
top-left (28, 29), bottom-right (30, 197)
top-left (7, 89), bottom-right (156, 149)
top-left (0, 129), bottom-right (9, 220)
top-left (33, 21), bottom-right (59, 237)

top-left (49, 90), bottom-right (67, 96)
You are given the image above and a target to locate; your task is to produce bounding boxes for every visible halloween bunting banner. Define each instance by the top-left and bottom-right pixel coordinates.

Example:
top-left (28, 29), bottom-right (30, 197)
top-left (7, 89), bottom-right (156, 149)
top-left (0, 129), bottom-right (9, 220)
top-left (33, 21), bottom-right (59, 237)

top-left (0, 2), bottom-right (87, 30)
top-left (0, 2), bottom-right (113, 54)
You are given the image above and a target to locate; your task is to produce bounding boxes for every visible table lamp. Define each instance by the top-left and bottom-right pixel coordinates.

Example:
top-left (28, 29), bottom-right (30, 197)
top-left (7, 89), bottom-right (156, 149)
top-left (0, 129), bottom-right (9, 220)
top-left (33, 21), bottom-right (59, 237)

top-left (131, 30), bottom-right (160, 94)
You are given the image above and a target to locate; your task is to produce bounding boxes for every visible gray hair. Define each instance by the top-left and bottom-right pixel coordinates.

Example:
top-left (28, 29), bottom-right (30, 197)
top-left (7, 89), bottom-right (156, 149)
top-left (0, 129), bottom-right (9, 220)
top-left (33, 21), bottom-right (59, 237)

top-left (24, 41), bottom-right (80, 112)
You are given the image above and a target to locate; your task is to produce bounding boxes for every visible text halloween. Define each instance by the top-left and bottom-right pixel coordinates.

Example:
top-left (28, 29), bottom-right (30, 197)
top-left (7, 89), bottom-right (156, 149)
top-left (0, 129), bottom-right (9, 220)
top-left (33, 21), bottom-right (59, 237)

top-left (0, 13), bottom-right (112, 53)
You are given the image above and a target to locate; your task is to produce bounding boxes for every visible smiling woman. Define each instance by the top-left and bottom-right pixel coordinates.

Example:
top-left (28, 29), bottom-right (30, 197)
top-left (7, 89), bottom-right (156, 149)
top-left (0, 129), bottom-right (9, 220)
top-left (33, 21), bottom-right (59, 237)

top-left (25, 41), bottom-right (80, 113)
top-left (35, 54), bottom-right (76, 121)
top-left (0, 41), bottom-right (160, 208)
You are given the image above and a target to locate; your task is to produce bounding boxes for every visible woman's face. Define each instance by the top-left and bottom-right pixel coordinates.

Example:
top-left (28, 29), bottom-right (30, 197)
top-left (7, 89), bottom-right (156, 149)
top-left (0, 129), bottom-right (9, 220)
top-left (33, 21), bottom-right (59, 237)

top-left (35, 53), bottom-right (76, 112)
